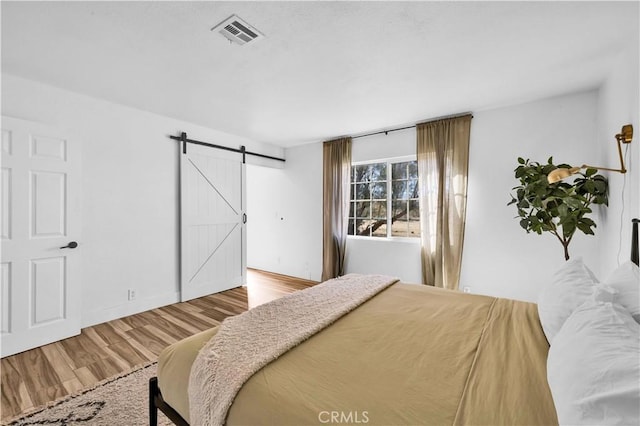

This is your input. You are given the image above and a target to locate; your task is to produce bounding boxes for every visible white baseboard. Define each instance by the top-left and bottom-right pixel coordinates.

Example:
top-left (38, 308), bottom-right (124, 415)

top-left (81, 291), bottom-right (181, 328)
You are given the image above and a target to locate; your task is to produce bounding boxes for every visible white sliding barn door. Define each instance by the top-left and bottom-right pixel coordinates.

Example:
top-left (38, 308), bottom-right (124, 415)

top-left (180, 143), bottom-right (246, 302)
top-left (1, 117), bottom-right (81, 357)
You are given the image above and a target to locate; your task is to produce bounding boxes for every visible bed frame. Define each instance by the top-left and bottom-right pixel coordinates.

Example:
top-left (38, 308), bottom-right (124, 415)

top-left (632, 218), bottom-right (639, 266)
top-left (149, 377), bottom-right (189, 426)
top-left (149, 218), bottom-right (640, 426)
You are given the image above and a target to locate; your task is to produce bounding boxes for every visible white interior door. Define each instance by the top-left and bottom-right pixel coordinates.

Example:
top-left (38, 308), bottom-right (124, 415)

top-left (180, 143), bottom-right (246, 302)
top-left (1, 117), bottom-right (81, 357)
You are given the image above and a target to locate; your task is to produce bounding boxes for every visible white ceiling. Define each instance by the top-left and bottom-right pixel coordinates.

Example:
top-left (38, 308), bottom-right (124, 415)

top-left (1, 1), bottom-right (638, 147)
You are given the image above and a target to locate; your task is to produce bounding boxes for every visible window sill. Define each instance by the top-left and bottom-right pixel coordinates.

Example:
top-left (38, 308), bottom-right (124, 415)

top-left (347, 235), bottom-right (421, 244)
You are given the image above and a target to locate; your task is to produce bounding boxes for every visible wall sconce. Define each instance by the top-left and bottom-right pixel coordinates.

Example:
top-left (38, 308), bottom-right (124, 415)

top-left (547, 124), bottom-right (634, 183)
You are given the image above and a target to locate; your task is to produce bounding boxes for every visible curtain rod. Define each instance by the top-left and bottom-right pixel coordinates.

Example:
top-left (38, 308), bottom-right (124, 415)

top-left (351, 113), bottom-right (474, 140)
top-left (169, 133), bottom-right (285, 162)
top-left (352, 125), bottom-right (415, 140)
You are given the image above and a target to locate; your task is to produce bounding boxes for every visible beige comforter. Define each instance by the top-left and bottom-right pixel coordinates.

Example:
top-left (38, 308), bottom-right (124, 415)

top-left (189, 274), bottom-right (399, 425)
top-left (159, 282), bottom-right (557, 425)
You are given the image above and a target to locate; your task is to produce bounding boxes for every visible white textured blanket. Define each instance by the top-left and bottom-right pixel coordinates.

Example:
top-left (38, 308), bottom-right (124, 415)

top-left (188, 274), bottom-right (398, 425)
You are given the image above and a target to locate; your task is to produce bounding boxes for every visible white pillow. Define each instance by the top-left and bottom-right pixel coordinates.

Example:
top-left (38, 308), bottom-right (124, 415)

top-left (603, 261), bottom-right (640, 323)
top-left (538, 257), bottom-right (599, 344)
top-left (547, 286), bottom-right (640, 426)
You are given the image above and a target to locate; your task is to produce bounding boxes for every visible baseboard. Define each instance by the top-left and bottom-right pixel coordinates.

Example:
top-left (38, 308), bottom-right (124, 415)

top-left (247, 264), bottom-right (319, 282)
top-left (81, 291), bottom-right (181, 328)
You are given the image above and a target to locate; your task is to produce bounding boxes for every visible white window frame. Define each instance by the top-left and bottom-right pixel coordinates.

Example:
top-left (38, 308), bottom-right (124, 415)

top-left (348, 155), bottom-right (420, 242)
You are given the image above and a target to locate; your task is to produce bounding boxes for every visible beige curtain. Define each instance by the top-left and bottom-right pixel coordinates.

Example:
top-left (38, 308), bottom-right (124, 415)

top-left (322, 137), bottom-right (352, 281)
top-left (417, 115), bottom-right (472, 290)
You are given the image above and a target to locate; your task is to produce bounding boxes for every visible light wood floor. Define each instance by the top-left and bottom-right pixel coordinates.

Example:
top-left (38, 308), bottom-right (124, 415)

top-left (0, 269), bottom-right (316, 422)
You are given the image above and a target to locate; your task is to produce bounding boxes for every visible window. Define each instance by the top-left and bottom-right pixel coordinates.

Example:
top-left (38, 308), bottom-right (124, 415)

top-left (348, 158), bottom-right (420, 238)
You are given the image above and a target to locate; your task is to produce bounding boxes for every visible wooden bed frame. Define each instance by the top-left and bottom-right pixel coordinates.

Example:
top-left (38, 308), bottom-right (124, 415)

top-left (149, 218), bottom-right (640, 426)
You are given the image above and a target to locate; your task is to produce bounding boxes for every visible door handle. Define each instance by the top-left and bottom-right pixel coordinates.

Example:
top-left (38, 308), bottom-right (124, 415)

top-left (60, 241), bottom-right (78, 249)
top-left (242, 213), bottom-right (247, 224)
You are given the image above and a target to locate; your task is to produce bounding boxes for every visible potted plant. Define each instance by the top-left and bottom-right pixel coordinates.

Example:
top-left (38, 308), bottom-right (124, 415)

top-left (508, 157), bottom-right (608, 260)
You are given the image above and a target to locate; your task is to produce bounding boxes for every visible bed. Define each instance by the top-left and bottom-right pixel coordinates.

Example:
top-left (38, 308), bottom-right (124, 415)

top-left (151, 282), bottom-right (556, 425)
top-left (150, 219), bottom-right (640, 426)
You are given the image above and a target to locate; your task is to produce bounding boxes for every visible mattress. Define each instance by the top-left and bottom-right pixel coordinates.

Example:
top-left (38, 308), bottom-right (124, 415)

top-left (158, 283), bottom-right (557, 425)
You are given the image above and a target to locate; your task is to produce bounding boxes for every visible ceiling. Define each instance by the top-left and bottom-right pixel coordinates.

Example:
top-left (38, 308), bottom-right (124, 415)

top-left (1, 1), bottom-right (638, 147)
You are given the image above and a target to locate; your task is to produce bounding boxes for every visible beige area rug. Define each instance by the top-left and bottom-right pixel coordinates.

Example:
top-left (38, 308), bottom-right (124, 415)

top-left (4, 363), bottom-right (174, 426)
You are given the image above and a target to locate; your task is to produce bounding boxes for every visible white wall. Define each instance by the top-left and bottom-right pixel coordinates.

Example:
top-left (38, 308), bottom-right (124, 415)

top-left (247, 143), bottom-right (323, 281)
top-left (351, 128), bottom-right (415, 162)
top-left (1, 73), bottom-right (284, 327)
top-left (248, 89), bottom-right (605, 302)
top-left (595, 44), bottom-right (640, 277)
top-left (461, 90), bottom-right (600, 302)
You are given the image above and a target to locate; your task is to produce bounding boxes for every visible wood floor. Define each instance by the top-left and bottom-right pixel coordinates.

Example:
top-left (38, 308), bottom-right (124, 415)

top-left (0, 269), bottom-right (316, 423)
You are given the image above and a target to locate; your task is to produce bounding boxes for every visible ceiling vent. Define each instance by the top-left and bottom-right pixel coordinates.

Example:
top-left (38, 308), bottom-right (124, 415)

top-left (211, 15), bottom-right (264, 46)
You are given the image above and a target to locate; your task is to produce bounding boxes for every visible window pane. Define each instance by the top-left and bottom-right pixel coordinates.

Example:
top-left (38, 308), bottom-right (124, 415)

top-left (371, 201), bottom-right (387, 219)
top-left (355, 201), bottom-right (370, 218)
top-left (371, 181), bottom-right (387, 199)
top-left (372, 222), bottom-right (387, 237)
top-left (349, 202), bottom-right (355, 218)
top-left (391, 200), bottom-right (408, 218)
top-left (408, 198), bottom-right (420, 238)
top-left (408, 200), bottom-right (420, 220)
top-left (408, 161), bottom-right (418, 178)
top-left (355, 219), bottom-right (371, 236)
top-left (407, 179), bottom-right (419, 198)
top-left (348, 219), bottom-right (355, 236)
top-left (354, 165), bottom-right (370, 182)
top-left (351, 166), bottom-right (356, 182)
top-left (391, 216), bottom-right (408, 237)
top-left (392, 162), bottom-right (409, 180)
top-left (408, 218), bottom-right (420, 237)
top-left (392, 181), bottom-right (408, 200)
top-left (355, 183), bottom-right (370, 200)
top-left (370, 162), bottom-right (387, 181)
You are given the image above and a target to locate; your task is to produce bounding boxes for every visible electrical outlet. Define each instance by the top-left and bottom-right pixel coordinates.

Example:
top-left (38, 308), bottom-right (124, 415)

top-left (463, 286), bottom-right (471, 294)
top-left (128, 289), bottom-right (136, 301)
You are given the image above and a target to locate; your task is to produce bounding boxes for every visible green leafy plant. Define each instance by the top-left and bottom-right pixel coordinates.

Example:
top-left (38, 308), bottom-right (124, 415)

top-left (508, 157), bottom-right (608, 261)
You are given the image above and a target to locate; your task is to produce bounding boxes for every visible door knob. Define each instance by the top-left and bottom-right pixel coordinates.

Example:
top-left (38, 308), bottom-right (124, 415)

top-left (60, 241), bottom-right (78, 249)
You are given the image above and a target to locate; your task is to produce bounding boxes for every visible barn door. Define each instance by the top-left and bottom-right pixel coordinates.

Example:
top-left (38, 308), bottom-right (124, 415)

top-left (180, 143), bottom-right (246, 302)
top-left (1, 117), bottom-right (81, 357)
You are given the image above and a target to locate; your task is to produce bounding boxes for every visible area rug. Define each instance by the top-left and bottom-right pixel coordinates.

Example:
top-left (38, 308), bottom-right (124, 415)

top-left (4, 363), bottom-right (173, 426)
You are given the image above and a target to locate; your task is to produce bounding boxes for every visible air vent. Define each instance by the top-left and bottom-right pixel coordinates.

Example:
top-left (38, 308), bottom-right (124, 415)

top-left (211, 15), bottom-right (264, 46)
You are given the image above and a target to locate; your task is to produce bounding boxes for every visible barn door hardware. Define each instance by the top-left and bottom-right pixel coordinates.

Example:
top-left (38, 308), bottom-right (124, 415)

top-left (169, 132), bottom-right (285, 163)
